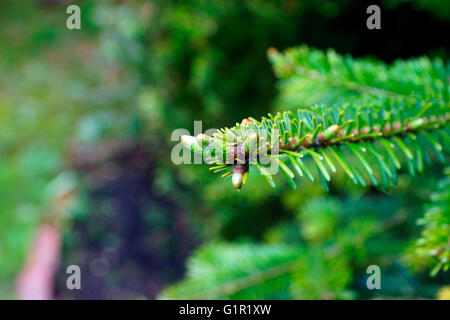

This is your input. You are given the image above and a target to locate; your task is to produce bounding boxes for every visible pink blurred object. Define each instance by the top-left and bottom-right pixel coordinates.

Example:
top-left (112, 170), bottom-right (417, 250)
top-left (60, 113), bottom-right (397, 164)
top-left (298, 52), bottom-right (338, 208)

top-left (15, 223), bottom-right (61, 300)
top-left (15, 172), bottom-right (76, 300)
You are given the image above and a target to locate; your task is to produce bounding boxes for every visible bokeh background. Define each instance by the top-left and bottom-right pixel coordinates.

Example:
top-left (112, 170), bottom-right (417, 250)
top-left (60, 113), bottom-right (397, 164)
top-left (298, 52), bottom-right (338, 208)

top-left (0, 0), bottom-right (449, 299)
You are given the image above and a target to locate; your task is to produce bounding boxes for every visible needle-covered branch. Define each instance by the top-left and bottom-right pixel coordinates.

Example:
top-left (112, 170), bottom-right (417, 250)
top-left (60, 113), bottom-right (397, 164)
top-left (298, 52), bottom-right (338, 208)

top-left (178, 46), bottom-right (449, 191)
top-left (181, 101), bottom-right (449, 190)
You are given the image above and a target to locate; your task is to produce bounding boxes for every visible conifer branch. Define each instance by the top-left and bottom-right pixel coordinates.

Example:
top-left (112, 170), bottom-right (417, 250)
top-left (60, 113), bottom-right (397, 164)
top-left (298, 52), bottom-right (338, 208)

top-left (181, 102), bottom-right (449, 190)
top-left (413, 167), bottom-right (450, 276)
top-left (268, 45), bottom-right (449, 109)
top-left (178, 46), bottom-right (449, 191)
top-left (158, 243), bottom-right (302, 300)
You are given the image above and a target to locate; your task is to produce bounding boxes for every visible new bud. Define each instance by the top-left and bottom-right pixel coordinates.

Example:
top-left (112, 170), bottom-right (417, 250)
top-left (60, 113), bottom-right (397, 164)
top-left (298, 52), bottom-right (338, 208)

top-left (231, 163), bottom-right (249, 190)
top-left (323, 124), bottom-right (340, 140)
top-left (409, 118), bottom-right (424, 130)
top-left (181, 135), bottom-right (203, 154)
top-left (196, 134), bottom-right (211, 147)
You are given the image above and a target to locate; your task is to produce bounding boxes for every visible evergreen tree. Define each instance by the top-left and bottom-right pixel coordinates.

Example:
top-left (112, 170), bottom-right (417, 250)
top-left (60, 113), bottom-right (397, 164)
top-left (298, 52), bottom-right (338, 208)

top-left (166, 46), bottom-right (449, 299)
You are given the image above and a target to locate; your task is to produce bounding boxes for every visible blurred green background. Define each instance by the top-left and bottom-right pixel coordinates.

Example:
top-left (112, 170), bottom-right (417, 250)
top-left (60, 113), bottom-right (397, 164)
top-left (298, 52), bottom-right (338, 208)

top-left (0, 0), bottom-right (449, 299)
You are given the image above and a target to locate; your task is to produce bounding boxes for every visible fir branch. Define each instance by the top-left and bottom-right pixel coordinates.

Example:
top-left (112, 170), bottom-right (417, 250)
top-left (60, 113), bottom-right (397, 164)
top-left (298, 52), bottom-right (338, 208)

top-left (181, 101), bottom-right (449, 190)
top-left (268, 45), bottom-right (449, 109)
top-left (158, 243), bottom-right (302, 300)
top-left (178, 47), bottom-right (449, 191)
top-left (413, 167), bottom-right (450, 276)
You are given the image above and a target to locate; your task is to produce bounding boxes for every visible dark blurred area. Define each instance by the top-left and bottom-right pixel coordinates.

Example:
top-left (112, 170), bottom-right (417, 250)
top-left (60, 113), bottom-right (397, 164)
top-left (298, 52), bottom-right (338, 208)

top-left (0, 0), bottom-right (448, 299)
top-left (53, 141), bottom-right (197, 299)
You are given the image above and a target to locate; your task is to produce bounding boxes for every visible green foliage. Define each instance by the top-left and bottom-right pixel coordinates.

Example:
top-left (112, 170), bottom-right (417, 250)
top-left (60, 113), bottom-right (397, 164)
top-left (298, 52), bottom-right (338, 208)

top-left (384, 0), bottom-right (450, 20)
top-left (159, 243), bottom-right (302, 299)
top-left (269, 45), bottom-right (449, 109)
top-left (1, 0), bottom-right (449, 300)
top-left (82, 1), bottom-right (450, 299)
top-left (159, 241), bottom-right (353, 299)
top-left (172, 45), bottom-right (450, 298)
top-left (160, 196), bottom-right (434, 299)
top-left (0, 1), bottom-right (135, 297)
top-left (181, 46), bottom-right (449, 191)
top-left (299, 198), bottom-right (340, 242)
top-left (412, 167), bottom-right (450, 275)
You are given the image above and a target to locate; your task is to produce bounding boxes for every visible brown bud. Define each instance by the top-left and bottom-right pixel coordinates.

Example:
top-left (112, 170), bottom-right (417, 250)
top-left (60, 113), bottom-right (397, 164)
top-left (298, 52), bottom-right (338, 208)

top-left (359, 126), bottom-right (370, 135)
top-left (301, 134), bottom-right (313, 147)
top-left (382, 123), bottom-right (391, 135)
top-left (372, 124), bottom-right (381, 134)
top-left (392, 121), bottom-right (402, 131)
top-left (232, 163), bottom-right (249, 190)
top-left (241, 118), bottom-right (252, 125)
top-left (323, 124), bottom-right (340, 140)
